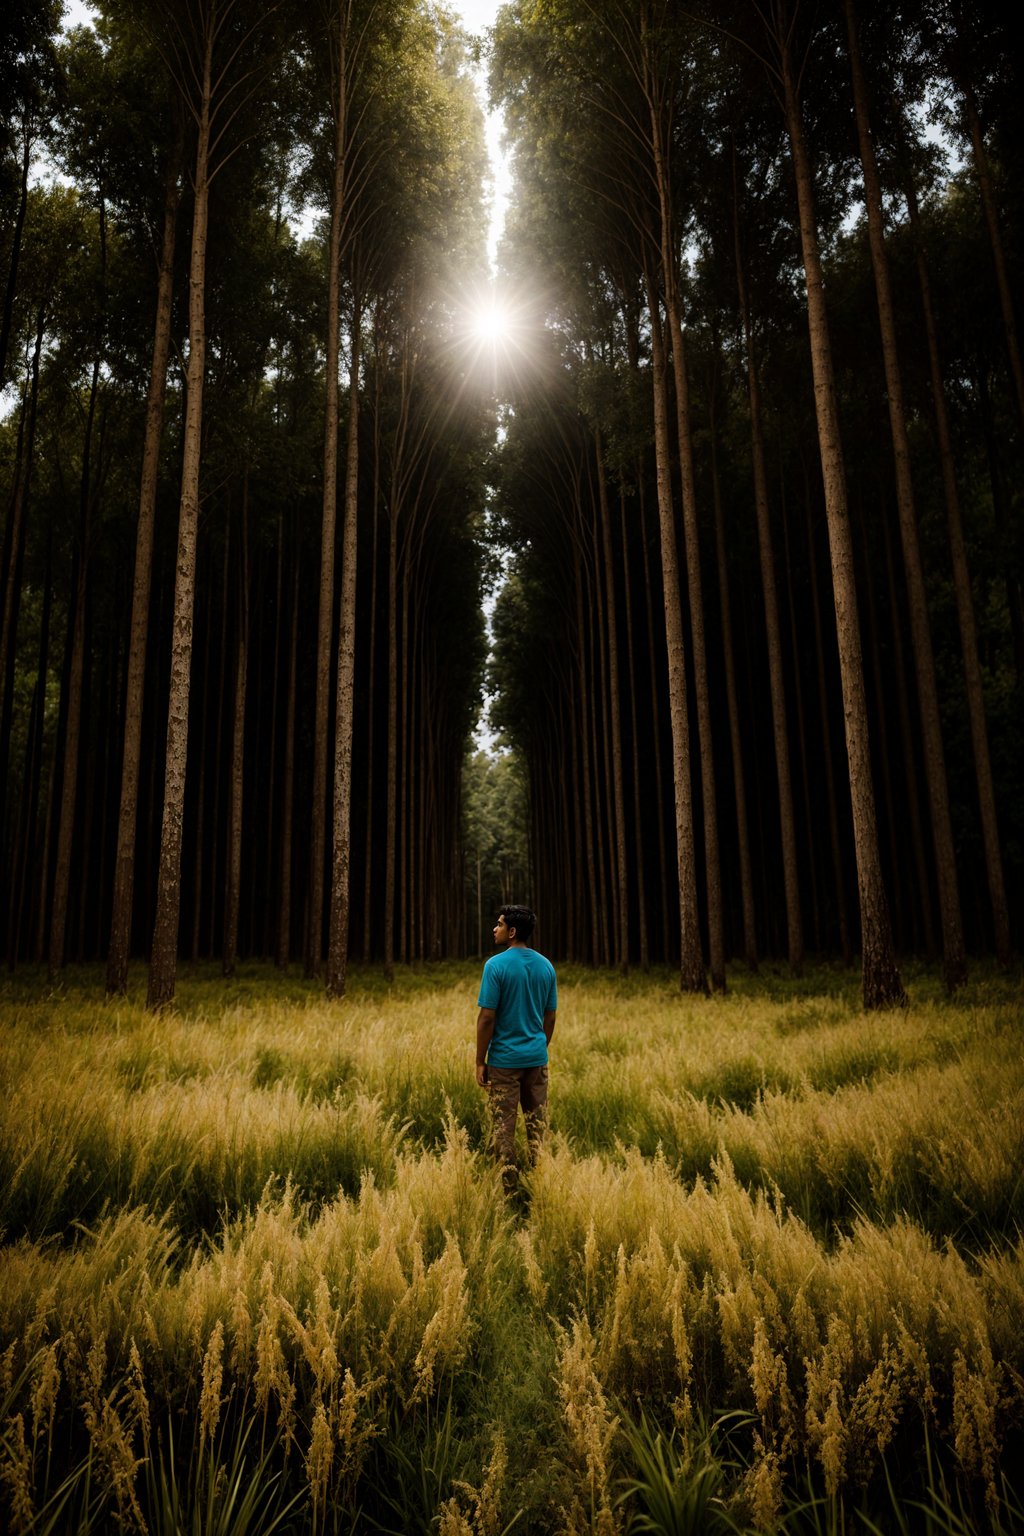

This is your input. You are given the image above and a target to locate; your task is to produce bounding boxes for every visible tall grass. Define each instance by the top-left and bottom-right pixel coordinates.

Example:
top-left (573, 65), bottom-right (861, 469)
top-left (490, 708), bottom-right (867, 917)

top-left (1, 960), bottom-right (1021, 1532)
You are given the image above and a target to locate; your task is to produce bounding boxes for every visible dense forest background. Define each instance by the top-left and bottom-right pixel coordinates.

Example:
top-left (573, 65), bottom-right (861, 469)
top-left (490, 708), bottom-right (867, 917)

top-left (0, 0), bottom-right (1020, 1007)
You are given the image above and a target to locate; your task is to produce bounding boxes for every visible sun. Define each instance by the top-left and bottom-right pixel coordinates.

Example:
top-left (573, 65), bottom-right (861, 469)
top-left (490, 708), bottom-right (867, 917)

top-left (469, 298), bottom-right (513, 344)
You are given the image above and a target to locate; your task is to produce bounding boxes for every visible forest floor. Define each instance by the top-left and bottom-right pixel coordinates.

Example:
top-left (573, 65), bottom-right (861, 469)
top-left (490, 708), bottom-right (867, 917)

top-left (1, 958), bottom-right (1022, 1534)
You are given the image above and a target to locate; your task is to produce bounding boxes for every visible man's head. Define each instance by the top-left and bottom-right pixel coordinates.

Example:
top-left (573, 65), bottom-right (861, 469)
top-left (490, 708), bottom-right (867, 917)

top-left (494, 904), bottom-right (536, 946)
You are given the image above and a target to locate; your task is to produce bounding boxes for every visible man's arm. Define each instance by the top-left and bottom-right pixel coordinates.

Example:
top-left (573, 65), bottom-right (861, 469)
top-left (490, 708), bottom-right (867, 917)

top-left (543, 1009), bottom-right (556, 1045)
top-left (476, 1008), bottom-right (496, 1087)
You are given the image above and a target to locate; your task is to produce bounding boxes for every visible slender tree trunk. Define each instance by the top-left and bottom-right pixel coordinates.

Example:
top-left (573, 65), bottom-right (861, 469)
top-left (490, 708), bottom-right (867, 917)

top-left (733, 177), bottom-right (801, 971)
top-left (638, 468), bottom-right (671, 964)
top-left (0, 115), bottom-right (32, 392)
top-left (646, 272), bottom-right (706, 994)
top-left (327, 312), bottom-right (361, 996)
top-left (778, 468), bottom-right (819, 953)
top-left (846, 0), bottom-right (965, 990)
top-left (857, 492), bottom-right (911, 951)
top-left (362, 339), bottom-right (383, 962)
top-left (0, 305), bottom-right (44, 838)
top-left (951, 66), bottom-right (1024, 427)
top-left (107, 160), bottom-right (179, 992)
top-left (881, 511), bottom-right (936, 957)
top-left (804, 488), bottom-right (852, 964)
top-left (147, 40), bottom-right (212, 1009)
top-left (573, 543), bottom-right (600, 965)
top-left (383, 494), bottom-right (398, 982)
top-left (399, 561), bottom-right (410, 965)
top-left (190, 585), bottom-right (211, 961)
top-left (223, 474), bottom-right (249, 977)
top-left (8, 536), bottom-right (51, 967)
top-left (595, 433), bottom-right (629, 972)
top-left (308, 55), bottom-right (348, 978)
top-left (777, 23), bottom-right (904, 1007)
top-left (709, 381), bottom-right (757, 969)
top-left (277, 550), bottom-right (299, 967)
top-left (903, 176), bottom-right (1011, 964)
top-left (618, 485), bottom-right (649, 970)
top-left (653, 145), bottom-right (725, 986)
top-left (49, 350), bottom-right (101, 978)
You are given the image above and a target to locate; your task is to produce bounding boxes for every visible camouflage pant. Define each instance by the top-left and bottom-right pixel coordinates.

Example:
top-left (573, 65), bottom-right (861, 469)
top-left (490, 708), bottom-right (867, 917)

top-left (487, 1064), bottom-right (548, 1194)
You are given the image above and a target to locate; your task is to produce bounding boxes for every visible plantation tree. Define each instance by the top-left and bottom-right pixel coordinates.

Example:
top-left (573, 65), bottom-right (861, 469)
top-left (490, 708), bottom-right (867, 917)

top-left (45, 27), bottom-right (115, 977)
top-left (98, 0), bottom-right (185, 994)
top-left (744, 0), bottom-right (905, 1007)
top-left (895, 143), bottom-right (1012, 968)
top-left (0, 0), bottom-right (62, 393)
top-left (843, 0), bottom-right (966, 991)
top-left (147, 0), bottom-right (284, 1009)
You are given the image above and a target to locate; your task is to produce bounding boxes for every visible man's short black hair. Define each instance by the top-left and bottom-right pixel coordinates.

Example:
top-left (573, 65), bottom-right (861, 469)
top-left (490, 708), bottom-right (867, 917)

top-left (499, 904), bottom-right (536, 943)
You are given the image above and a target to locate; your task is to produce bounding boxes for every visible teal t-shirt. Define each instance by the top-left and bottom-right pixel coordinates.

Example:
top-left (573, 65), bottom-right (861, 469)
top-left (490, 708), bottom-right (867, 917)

top-left (478, 946), bottom-right (557, 1067)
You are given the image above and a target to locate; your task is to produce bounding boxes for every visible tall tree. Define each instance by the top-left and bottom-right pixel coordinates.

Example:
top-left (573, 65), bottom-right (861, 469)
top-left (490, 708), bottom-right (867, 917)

top-left (844, 0), bottom-right (966, 992)
top-left (148, 0), bottom-right (282, 1008)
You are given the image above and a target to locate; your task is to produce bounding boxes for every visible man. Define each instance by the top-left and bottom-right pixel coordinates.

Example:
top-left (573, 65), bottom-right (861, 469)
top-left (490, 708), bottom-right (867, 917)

top-left (476, 904), bottom-right (557, 1195)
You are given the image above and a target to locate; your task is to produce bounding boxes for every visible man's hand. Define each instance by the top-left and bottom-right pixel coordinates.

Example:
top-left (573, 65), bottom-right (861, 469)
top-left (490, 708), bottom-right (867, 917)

top-left (476, 1007), bottom-right (496, 1089)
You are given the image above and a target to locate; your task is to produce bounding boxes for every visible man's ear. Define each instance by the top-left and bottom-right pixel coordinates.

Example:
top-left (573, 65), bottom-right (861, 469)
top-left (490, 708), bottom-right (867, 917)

top-left (506, 925), bottom-right (517, 943)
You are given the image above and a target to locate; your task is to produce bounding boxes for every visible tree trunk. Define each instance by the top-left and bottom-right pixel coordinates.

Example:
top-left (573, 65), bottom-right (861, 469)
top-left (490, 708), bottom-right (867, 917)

top-left (573, 542), bottom-right (600, 965)
top-left (308, 50), bottom-right (348, 979)
top-left (223, 474), bottom-right (249, 977)
top-left (276, 550), bottom-right (299, 967)
top-left (147, 37), bottom-right (212, 1009)
top-left (0, 304), bottom-right (44, 842)
top-left (646, 272), bottom-right (706, 994)
top-left (804, 488), bottom-right (852, 964)
top-left (638, 468), bottom-right (671, 964)
top-left (49, 349), bottom-right (101, 978)
top-left (107, 158), bottom-right (179, 992)
top-left (903, 176), bottom-right (1010, 965)
top-left (7, 534), bottom-right (51, 967)
top-left (327, 311), bottom-right (361, 996)
top-left (0, 115), bottom-right (32, 392)
top-left (951, 65), bottom-right (1024, 428)
top-left (595, 433), bottom-right (629, 972)
top-left (362, 334), bottom-right (383, 962)
top-left (846, 0), bottom-right (965, 990)
top-left (777, 22), bottom-right (904, 1008)
top-left (618, 484), bottom-right (649, 970)
top-left (881, 511), bottom-right (936, 957)
top-left (653, 140), bottom-right (724, 987)
top-left (733, 175), bottom-right (801, 972)
top-left (709, 379), bottom-right (757, 969)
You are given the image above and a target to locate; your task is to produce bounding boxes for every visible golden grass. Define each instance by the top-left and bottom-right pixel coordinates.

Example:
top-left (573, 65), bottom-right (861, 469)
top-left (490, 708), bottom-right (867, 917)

top-left (0, 959), bottom-right (1022, 1532)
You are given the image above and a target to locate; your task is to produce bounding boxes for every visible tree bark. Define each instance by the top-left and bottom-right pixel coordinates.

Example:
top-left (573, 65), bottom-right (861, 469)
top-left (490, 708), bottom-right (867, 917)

top-left (276, 549), bottom-right (299, 967)
top-left (733, 171), bottom-right (801, 972)
top-left (646, 272), bottom-right (706, 994)
top-left (903, 174), bottom-right (1011, 964)
top-left (107, 158), bottom-right (179, 992)
top-left (618, 484), bottom-right (649, 970)
top-left (223, 473), bottom-right (249, 977)
top-left (709, 377), bottom-right (757, 969)
top-left (308, 40), bottom-right (349, 978)
top-left (846, 0), bottom-right (965, 990)
top-left (776, 18), bottom-right (904, 1008)
top-left (595, 433), bottom-right (629, 972)
top-left (49, 344), bottom-right (101, 979)
top-left (147, 34), bottom-right (212, 1009)
top-left (327, 312), bottom-right (361, 996)
top-left (0, 305), bottom-right (44, 842)
top-left (651, 126), bottom-right (724, 988)
top-left (0, 115), bottom-right (32, 392)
